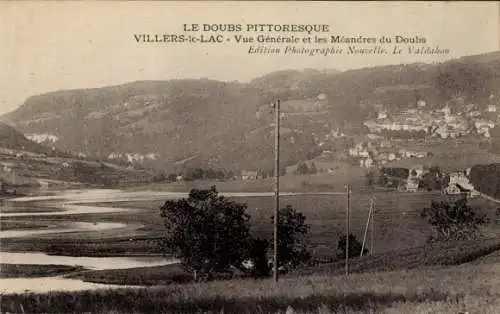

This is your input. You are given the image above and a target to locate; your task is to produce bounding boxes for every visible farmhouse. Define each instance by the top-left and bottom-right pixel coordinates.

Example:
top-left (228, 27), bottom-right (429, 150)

top-left (241, 170), bottom-right (258, 180)
top-left (444, 172), bottom-right (479, 197)
top-left (398, 179), bottom-right (419, 192)
top-left (359, 157), bottom-right (374, 168)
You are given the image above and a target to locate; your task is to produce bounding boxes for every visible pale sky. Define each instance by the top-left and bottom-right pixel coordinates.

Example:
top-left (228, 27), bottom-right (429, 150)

top-left (0, 1), bottom-right (499, 115)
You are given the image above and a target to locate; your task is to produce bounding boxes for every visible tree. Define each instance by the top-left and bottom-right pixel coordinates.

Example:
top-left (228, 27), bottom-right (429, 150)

top-left (183, 167), bottom-right (204, 181)
top-left (271, 205), bottom-right (310, 271)
top-left (421, 198), bottom-right (487, 242)
top-left (309, 162), bottom-right (318, 174)
top-left (159, 186), bottom-right (252, 280)
top-left (152, 170), bottom-right (166, 182)
top-left (469, 164), bottom-right (500, 199)
top-left (166, 173), bottom-right (178, 182)
top-left (0, 179), bottom-right (7, 195)
top-left (419, 171), bottom-right (444, 191)
top-left (337, 233), bottom-right (368, 258)
top-left (279, 166), bottom-right (287, 177)
top-left (295, 161), bottom-right (309, 175)
top-left (365, 170), bottom-right (376, 187)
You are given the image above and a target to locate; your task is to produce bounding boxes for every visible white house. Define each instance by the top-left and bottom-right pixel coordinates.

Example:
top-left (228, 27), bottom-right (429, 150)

top-left (406, 179), bottom-right (419, 192)
top-left (360, 157), bottom-right (374, 168)
top-left (417, 99), bottom-right (427, 108)
top-left (444, 172), bottom-right (478, 196)
top-left (398, 179), bottom-right (419, 192)
top-left (377, 111), bottom-right (388, 120)
top-left (358, 150), bottom-right (370, 158)
top-left (317, 93), bottom-right (327, 101)
top-left (241, 170), bottom-right (258, 180)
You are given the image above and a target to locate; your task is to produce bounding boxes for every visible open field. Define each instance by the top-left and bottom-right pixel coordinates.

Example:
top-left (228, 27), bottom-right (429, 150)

top-left (125, 172), bottom-right (368, 193)
top-left (2, 262), bottom-right (500, 313)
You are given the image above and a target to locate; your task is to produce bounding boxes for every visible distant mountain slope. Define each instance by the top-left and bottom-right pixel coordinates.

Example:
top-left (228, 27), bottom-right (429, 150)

top-left (2, 52), bottom-right (500, 172)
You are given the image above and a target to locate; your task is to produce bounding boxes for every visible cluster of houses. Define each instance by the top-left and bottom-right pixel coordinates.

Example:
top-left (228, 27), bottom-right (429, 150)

top-left (347, 140), bottom-right (429, 169)
top-left (395, 166), bottom-right (479, 196)
top-left (25, 133), bottom-right (59, 144)
top-left (107, 152), bottom-right (159, 163)
top-left (364, 100), bottom-right (498, 139)
top-left (241, 170), bottom-right (259, 180)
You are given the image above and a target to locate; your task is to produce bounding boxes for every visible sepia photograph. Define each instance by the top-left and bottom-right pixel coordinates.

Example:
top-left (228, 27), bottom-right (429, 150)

top-left (1, 1), bottom-right (500, 313)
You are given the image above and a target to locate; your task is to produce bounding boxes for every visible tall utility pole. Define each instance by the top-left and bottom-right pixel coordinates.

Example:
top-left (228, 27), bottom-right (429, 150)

top-left (345, 184), bottom-right (350, 276)
top-left (273, 99), bottom-right (281, 283)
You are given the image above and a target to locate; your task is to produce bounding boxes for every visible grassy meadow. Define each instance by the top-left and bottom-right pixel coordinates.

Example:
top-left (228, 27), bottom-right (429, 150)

top-left (125, 172), bottom-right (368, 193)
top-left (2, 262), bottom-right (500, 313)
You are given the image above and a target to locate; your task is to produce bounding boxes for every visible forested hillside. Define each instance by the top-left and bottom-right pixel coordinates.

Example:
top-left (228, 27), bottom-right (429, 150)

top-left (2, 52), bottom-right (499, 173)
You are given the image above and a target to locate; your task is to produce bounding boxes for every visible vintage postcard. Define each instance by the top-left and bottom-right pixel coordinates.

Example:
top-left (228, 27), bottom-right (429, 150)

top-left (1, 1), bottom-right (499, 313)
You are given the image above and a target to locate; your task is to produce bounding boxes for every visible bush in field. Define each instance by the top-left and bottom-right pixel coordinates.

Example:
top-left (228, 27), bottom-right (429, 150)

top-left (421, 198), bottom-right (487, 242)
top-left (295, 161), bottom-right (309, 175)
top-left (159, 186), bottom-right (252, 280)
top-left (337, 233), bottom-right (368, 258)
top-left (309, 162), bottom-right (318, 174)
top-left (271, 205), bottom-right (311, 271)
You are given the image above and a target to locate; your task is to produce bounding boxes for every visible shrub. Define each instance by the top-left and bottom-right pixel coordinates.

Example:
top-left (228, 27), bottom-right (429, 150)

top-left (337, 233), bottom-right (368, 258)
top-left (421, 198), bottom-right (487, 242)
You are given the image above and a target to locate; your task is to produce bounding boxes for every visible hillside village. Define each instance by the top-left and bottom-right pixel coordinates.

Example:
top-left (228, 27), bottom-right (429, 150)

top-left (307, 93), bottom-right (500, 170)
top-left (235, 91), bottom-right (500, 196)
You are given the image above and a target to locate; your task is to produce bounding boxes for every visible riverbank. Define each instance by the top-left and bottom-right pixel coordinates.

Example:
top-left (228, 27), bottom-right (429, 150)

top-left (0, 264), bottom-right (86, 278)
top-left (2, 262), bottom-right (500, 314)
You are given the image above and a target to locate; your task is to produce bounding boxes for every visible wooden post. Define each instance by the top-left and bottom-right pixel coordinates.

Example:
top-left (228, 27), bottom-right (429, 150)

top-left (345, 184), bottom-right (350, 276)
top-left (273, 99), bottom-right (280, 283)
top-left (370, 199), bottom-right (375, 254)
top-left (361, 198), bottom-right (373, 257)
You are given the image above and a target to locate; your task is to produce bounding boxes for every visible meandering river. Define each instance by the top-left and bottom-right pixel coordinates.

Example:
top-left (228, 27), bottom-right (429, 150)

top-left (0, 189), bottom-right (185, 293)
top-left (1, 189), bottom-right (342, 293)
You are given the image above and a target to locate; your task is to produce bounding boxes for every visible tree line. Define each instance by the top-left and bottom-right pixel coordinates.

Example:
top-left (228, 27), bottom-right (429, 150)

top-left (469, 163), bottom-right (500, 199)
